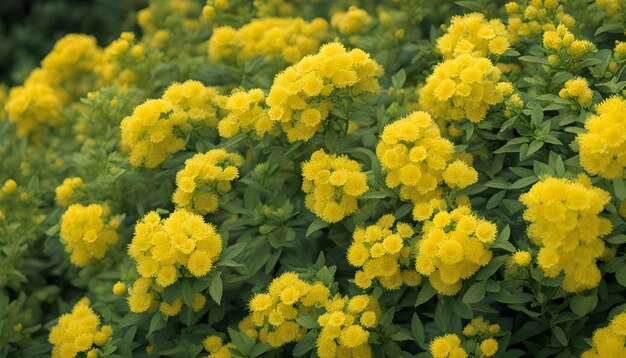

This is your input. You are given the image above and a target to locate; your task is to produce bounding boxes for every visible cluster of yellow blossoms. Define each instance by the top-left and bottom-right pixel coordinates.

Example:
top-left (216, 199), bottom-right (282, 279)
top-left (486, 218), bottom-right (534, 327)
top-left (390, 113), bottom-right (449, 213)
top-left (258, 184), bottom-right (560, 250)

top-left (505, 0), bottom-right (575, 43)
top-left (419, 54), bottom-right (513, 123)
top-left (462, 316), bottom-right (500, 357)
top-left (376, 111), bottom-right (477, 221)
top-left (543, 24), bottom-right (596, 66)
top-left (437, 13), bottom-right (509, 59)
top-left (60, 203), bottom-right (120, 267)
top-left (217, 88), bottom-right (274, 138)
top-left (348, 214), bottom-right (420, 290)
top-left (301, 149), bottom-right (369, 223)
top-left (172, 149), bottom-right (243, 215)
top-left (415, 206), bottom-right (497, 295)
top-left (331, 6), bottom-right (372, 35)
top-left (203, 335), bottom-right (237, 358)
top-left (55, 177), bottom-right (84, 207)
top-left (559, 77), bottom-right (593, 108)
top-left (208, 17), bottom-right (329, 64)
top-left (582, 312), bottom-right (626, 357)
top-left (520, 176), bottom-right (612, 293)
top-left (120, 80), bottom-right (220, 168)
top-left (429, 334), bottom-right (467, 358)
top-left (5, 34), bottom-right (105, 138)
top-left (101, 32), bottom-right (146, 87)
top-left (248, 272), bottom-right (330, 348)
top-left (49, 298), bottom-right (113, 358)
top-left (316, 294), bottom-right (381, 358)
top-left (127, 209), bottom-right (223, 289)
top-left (266, 42), bottom-right (383, 142)
top-left (577, 96), bottom-right (626, 179)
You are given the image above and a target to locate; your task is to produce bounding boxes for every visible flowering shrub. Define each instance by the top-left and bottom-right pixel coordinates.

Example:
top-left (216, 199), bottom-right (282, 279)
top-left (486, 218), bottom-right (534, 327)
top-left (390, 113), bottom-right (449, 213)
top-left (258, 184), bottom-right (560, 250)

top-left (1, 0), bottom-right (626, 357)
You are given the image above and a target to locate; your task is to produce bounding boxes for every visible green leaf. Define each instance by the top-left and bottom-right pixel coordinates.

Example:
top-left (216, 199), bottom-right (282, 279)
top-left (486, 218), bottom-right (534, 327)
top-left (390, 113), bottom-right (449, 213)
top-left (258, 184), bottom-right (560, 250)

top-left (475, 256), bottom-right (507, 280)
top-left (293, 330), bottom-right (317, 356)
top-left (181, 280), bottom-right (194, 308)
top-left (491, 225), bottom-right (515, 252)
top-left (228, 328), bottom-right (256, 355)
top-left (616, 265), bottom-right (626, 287)
top-left (295, 315), bottom-right (319, 329)
top-left (595, 23), bottom-right (624, 35)
top-left (462, 280), bottom-right (486, 304)
top-left (552, 326), bottom-right (568, 346)
top-left (519, 55), bottom-right (549, 65)
top-left (415, 283), bottom-right (436, 306)
top-left (531, 104), bottom-right (544, 127)
top-left (391, 69), bottom-right (406, 88)
top-left (209, 270), bottom-right (223, 304)
top-left (455, 1), bottom-right (483, 11)
top-left (509, 176), bottom-right (538, 190)
top-left (614, 178), bottom-right (626, 201)
top-left (607, 235), bottom-right (626, 244)
top-left (570, 293), bottom-right (598, 317)
top-left (148, 313), bottom-right (166, 336)
top-left (306, 218), bottom-right (329, 237)
top-left (526, 140), bottom-right (543, 156)
top-left (411, 313), bottom-right (425, 348)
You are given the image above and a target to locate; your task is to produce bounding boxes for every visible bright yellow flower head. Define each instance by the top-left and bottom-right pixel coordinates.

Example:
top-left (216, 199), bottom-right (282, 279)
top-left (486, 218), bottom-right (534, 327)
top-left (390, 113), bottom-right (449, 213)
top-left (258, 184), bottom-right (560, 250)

top-left (578, 96), bottom-right (626, 179)
top-left (520, 176), bottom-right (612, 293)
top-left (301, 149), bottom-right (369, 223)
top-left (437, 13), bottom-right (509, 59)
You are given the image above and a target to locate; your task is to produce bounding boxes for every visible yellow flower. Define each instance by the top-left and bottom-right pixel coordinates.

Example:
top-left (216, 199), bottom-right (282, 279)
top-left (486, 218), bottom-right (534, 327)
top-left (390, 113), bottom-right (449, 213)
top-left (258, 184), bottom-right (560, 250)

top-left (480, 338), bottom-right (499, 357)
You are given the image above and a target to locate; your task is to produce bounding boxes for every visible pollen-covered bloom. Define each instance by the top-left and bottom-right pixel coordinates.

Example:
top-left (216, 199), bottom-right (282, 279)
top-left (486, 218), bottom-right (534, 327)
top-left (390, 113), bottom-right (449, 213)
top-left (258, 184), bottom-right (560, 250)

top-left (543, 25), bottom-right (596, 66)
top-left (348, 214), bottom-right (420, 290)
top-left (429, 334), bottom-right (467, 358)
top-left (316, 294), bottom-right (381, 358)
top-left (172, 148), bottom-right (244, 215)
top-left (267, 42), bottom-right (383, 142)
top-left (520, 176), bottom-right (612, 293)
top-left (127, 209), bottom-right (222, 290)
top-left (209, 17), bottom-right (329, 64)
top-left (577, 96), bottom-right (626, 179)
top-left (217, 89), bottom-right (274, 138)
top-left (559, 77), bottom-right (593, 108)
top-left (418, 54), bottom-right (513, 123)
top-left (55, 177), bottom-right (84, 207)
top-left (248, 272), bottom-right (330, 348)
top-left (60, 203), bottom-right (120, 267)
top-left (120, 80), bottom-right (220, 168)
top-left (331, 6), bottom-right (372, 35)
top-left (437, 13), bottom-right (509, 59)
top-left (581, 311), bottom-right (626, 357)
top-left (415, 206), bottom-right (497, 295)
top-left (301, 149), bottom-right (369, 223)
top-left (5, 83), bottom-right (62, 138)
top-left (49, 298), bottom-right (113, 358)
top-left (376, 111), bottom-right (478, 221)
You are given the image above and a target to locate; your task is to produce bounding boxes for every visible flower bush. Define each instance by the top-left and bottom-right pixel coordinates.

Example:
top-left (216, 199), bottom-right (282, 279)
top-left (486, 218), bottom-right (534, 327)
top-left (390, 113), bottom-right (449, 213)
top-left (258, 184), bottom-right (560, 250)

top-left (1, 0), bottom-right (626, 357)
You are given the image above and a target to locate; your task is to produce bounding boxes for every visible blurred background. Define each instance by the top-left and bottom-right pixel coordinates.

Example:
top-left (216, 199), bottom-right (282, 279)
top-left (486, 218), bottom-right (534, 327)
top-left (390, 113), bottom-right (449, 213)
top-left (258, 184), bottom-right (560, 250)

top-left (0, 0), bottom-right (145, 85)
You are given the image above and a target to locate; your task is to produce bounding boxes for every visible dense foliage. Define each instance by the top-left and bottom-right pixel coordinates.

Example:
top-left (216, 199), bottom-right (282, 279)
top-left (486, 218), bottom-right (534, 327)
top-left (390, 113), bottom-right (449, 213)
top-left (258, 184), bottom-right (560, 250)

top-left (1, 0), bottom-right (626, 357)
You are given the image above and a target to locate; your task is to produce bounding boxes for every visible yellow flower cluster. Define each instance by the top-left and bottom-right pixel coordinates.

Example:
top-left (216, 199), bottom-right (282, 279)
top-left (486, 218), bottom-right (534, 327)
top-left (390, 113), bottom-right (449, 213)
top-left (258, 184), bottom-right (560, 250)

top-left (172, 148), bottom-right (243, 215)
top-left (4, 83), bottom-right (62, 138)
top-left (101, 32), bottom-right (145, 87)
top-left (418, 54), bottom-right (513, 123)
top-left (581, 312), bottom-right (626, 357)
top-left (559, 77), bottom-right (593, 108)
top-left (248, 272), bottom-right (330, 348)
top-left (126, 277), bottom-right (157, 313)
top-left (217, 89), bottom-right (274, 138)
top-left (429, 334), bottom-right (467, 358)
top-left (376, 111), bottom-right (478, 221)
top-left (463, 316), bottom-right (500, 357)
top-left (437, 13), bottom-right (509, 59)
top-left (266, 42), bottom-right (383, 142)
top-left (55, 177), bottom-right (84, 207)
top-left (348, 214), bottom-right (420, 290)
top-left (60, 203), bottom-right (120, 267)
top-left (120, 80), bottom-right (220, 168)
top-left (331, 6), bottom-right (372, 35)
top-left (127, 209), bottom-right (223, 290)
top-left (520, 176), bottom-right (612, 293)
top-left (577, 96), bottom-right (626, 179)
top-left (543, 25), bottom-right (596, 66)
top-left (209, 17), bottom-right (329, 64)
top-left (505, 0), bottom-right (575, 43)
top-left (316, 294), bottom-right (381, 358)
top-left (5, 34), bottom-right (106, 137)
top-left (415, 206), bottom-right (497, 295)
top-left (301, 149), bottom-right (369, 223)
top-left (203, 335), bottom-right (238, 358)
top-left (49, 298), bottom-right (113, 358)
top-left (511, 250), bottom-right (532, 267)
